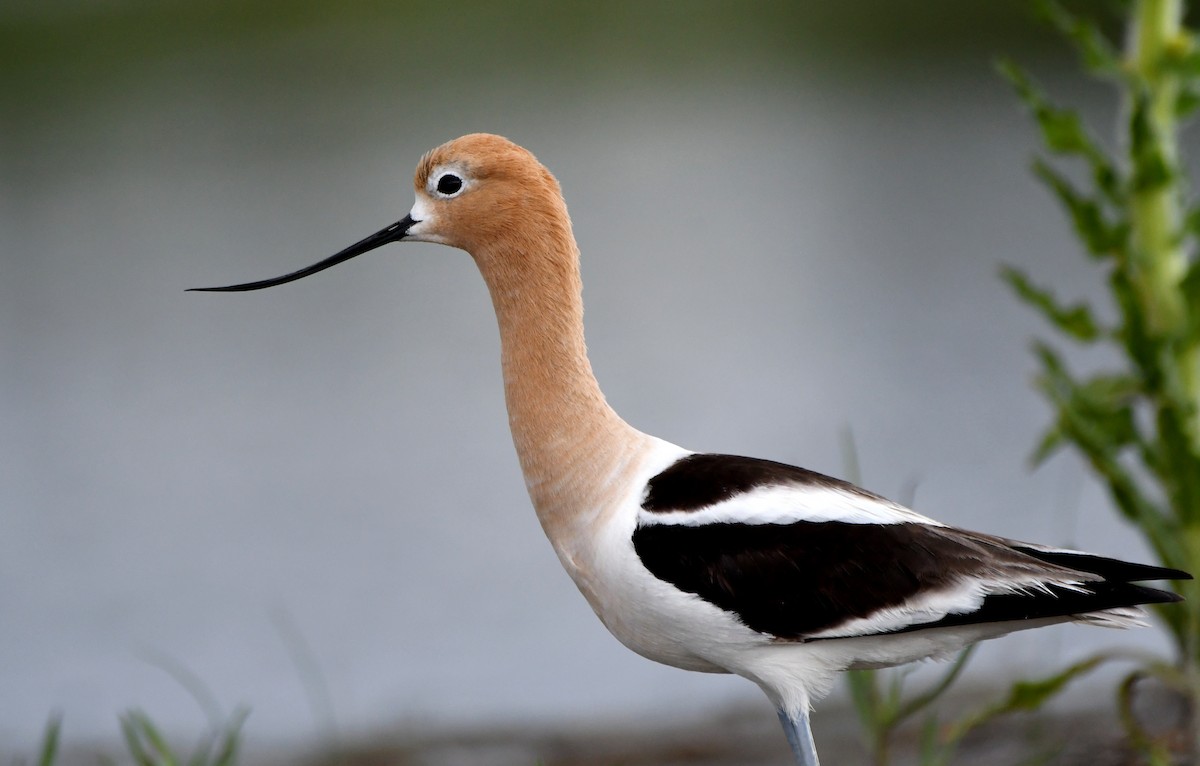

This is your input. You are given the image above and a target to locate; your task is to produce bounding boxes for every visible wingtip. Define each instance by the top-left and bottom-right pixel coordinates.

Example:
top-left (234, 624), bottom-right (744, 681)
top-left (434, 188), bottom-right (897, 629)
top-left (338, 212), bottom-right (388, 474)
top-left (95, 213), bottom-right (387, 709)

top-left (1147, 566), bottom-right (1193, 583)
top-left (1138, 583), bottom-right (1186, 605)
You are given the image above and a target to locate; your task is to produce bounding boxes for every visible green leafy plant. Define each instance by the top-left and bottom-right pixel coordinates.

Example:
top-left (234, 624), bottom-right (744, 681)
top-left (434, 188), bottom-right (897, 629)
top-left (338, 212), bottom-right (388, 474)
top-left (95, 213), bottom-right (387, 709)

top-left (921, 652), bottom-right (1126, 766)
top-left (1001, 0), bottom-right (1200, 757)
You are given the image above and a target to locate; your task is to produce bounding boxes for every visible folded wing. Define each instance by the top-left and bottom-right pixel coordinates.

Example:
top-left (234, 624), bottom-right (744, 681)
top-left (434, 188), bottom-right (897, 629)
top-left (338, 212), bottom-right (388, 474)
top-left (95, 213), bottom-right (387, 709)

top-left (634, 453), bottom-right (1187, 641)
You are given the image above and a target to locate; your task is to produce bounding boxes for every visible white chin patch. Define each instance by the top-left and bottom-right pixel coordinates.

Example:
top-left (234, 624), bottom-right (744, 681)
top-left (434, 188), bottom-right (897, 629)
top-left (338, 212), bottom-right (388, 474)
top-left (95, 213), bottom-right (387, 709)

top-left (405, 195), bottom-right (443, 243)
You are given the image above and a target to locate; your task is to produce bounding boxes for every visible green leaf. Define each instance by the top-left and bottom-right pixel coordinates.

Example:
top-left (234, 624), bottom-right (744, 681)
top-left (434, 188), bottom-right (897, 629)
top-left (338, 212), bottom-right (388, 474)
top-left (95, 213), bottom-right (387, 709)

top-left (944, 653), bottom-right (1112, 744)
top-left (1107, 267), bottom-right (1159, 385)
top-left (999, 60), bottom-right (1091, 154)
top-left (1033, 350), bottom-right (1140, 456)
top-left (1176, 83), bottom-right (1200, 119)
top-left (1030, 341), bottom-right (1135, 462)
top-left (1077, 374), bottom-right (1141, 444)
top-left (1032, 160), bottom-right (1127, 259)
top-left (1029, 339), bottom-right (1172, 552)
top-left (1129, 92), bottom-right (1175, 192)
top-left (1160, 46), bottom-right (1200, 78)
top-left (1034, 0), bottom-right (1121, 76)
top-left (999, 60), bottom-right (1123, 205)
top-left (1001, 265), bottom-right (1102, 341)
top-left (1030, 423), bottom-right (1067, 466)
top-left (1031, 339), bottom-right (1071, 391)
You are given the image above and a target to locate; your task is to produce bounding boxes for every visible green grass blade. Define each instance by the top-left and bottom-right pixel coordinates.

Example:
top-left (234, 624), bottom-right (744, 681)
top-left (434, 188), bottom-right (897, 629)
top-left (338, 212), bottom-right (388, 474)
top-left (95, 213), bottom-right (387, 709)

top-left (119, 713), bottom-right (153, 766)
top-left (210, 708), bottom-right (249, 766)
top-left (36, 713), bottom-right (62, 766)
top-left (895, 645), bottom-right (977, 725)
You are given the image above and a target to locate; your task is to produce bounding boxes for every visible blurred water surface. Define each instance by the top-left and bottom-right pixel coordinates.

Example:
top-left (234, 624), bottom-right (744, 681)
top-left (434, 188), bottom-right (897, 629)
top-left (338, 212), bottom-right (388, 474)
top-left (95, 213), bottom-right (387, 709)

top-left (0, 0), bottom-right (1181, 756)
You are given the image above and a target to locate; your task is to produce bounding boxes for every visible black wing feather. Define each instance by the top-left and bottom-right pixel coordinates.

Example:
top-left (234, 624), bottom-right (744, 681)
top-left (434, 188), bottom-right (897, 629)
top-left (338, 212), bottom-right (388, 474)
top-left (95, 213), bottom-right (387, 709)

top-left (1009, 545), bottom-right (1190, 583)
top-left (634, 454), bottom-right (1190, 641)
top-left (633, 520), bottom-right (1185, 640)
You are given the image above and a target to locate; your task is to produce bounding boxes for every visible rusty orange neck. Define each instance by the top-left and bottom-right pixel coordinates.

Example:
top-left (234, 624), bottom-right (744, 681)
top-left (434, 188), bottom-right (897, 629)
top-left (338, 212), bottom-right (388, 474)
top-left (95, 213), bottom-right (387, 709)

top-left (471, 218), bottom-right (649, 543)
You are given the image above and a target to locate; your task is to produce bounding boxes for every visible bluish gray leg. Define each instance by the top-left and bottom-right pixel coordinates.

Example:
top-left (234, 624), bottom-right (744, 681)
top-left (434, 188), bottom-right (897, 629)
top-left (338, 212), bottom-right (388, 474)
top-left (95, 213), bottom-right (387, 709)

top-left (776, 707), bottom-right (820, 766)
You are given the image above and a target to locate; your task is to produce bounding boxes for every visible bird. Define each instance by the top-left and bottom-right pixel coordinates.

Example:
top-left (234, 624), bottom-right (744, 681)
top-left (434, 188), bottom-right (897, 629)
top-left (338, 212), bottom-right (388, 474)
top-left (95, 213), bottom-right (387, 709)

top-left (192, 133), bottom-right (1190, 765)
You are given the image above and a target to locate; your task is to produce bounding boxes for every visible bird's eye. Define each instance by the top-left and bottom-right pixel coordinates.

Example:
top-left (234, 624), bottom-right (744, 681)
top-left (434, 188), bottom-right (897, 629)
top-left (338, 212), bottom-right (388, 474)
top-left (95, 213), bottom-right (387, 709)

top-left (436, 174), bottom-right (463, 196)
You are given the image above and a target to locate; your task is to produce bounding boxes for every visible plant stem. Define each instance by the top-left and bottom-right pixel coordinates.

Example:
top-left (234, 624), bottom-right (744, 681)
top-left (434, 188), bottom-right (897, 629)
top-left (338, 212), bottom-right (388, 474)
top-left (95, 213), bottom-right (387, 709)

top-left (1128, 0), bottom-right (1187, 337)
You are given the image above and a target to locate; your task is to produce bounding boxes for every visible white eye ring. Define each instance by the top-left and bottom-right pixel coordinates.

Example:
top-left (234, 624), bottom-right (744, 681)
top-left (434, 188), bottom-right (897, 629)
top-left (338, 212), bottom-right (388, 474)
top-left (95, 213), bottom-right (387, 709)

top-left (433, 172), bottom-right (465, 198)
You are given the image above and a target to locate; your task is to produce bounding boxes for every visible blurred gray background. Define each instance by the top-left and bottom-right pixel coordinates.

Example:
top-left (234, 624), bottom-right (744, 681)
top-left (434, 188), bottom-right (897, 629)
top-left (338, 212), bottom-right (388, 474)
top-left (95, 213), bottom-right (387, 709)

top-left (1, 0), bottom-right (1184, 758)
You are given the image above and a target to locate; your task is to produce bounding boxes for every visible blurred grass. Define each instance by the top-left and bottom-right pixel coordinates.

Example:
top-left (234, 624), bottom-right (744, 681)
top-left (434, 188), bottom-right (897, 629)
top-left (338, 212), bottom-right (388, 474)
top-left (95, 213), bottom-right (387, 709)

top-left (13, 710), bottom-right (245, 766)
top-left (113, 709), bottom-right (247, 766)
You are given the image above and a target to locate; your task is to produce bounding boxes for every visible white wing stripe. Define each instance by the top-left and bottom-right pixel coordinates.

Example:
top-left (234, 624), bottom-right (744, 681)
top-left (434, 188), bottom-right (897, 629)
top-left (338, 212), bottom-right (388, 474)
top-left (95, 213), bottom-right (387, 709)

top-left (639, 483), bottom-right (943, 527)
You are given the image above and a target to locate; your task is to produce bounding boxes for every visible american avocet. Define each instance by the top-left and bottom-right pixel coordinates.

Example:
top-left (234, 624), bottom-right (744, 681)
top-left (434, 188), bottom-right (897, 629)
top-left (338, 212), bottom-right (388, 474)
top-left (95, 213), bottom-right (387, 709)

top-left (193, 133), bottom-right (1189, 765)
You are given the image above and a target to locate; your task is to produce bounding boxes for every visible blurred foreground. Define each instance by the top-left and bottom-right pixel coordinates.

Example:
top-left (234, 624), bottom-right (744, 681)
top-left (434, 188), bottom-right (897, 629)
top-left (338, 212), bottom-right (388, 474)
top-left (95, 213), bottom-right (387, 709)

top-left (41, 691), bottom-right (1187, 766)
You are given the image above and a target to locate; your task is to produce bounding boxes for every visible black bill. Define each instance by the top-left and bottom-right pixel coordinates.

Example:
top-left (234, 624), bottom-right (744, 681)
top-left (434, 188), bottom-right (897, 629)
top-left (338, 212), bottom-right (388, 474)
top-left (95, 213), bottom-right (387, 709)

top-left (189, 214), bottom-right (418, 292)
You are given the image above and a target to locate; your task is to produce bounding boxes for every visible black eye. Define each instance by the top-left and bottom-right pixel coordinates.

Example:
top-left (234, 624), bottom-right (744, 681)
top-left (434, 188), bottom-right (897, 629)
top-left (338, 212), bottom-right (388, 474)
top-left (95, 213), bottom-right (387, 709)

top-left (437, 174), bottom-right (463, 195)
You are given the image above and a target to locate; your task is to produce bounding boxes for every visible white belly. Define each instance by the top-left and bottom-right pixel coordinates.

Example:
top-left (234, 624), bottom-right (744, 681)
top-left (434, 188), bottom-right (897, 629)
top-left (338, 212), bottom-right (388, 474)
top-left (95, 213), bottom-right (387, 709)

top-left (546, 439), bottom-right (772, 675)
